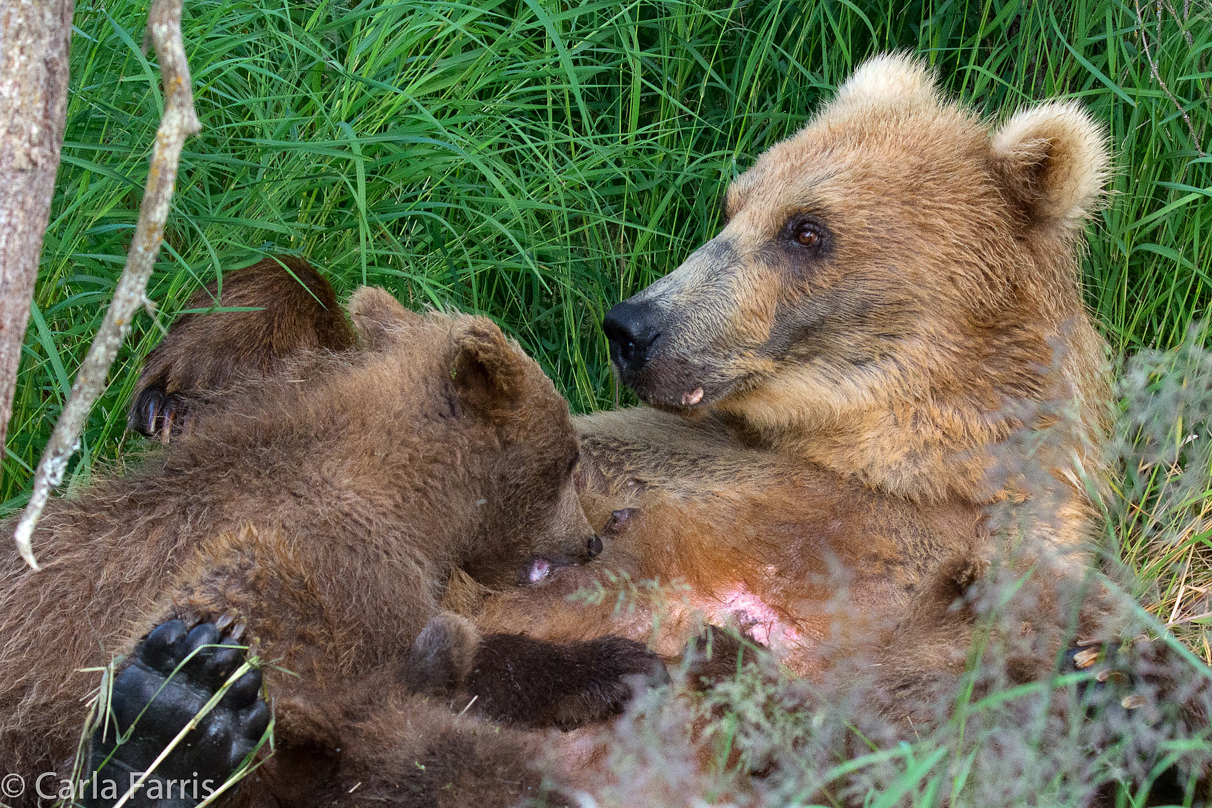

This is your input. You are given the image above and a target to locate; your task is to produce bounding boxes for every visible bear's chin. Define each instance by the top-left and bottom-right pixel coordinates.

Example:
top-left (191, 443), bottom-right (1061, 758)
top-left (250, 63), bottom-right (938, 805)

top-left (615, 362), bottom-right (738, 414)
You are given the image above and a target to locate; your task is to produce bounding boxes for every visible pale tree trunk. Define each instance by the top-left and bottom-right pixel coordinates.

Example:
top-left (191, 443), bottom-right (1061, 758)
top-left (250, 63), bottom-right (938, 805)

top-left (0, 0), bottom-right (74, 478)
top-left (14, 0), bottom-right (199, 569)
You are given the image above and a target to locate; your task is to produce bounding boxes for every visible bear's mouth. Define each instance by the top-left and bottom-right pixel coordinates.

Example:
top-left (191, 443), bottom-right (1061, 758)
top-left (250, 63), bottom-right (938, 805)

top-left (621, 360), bottom-right (762, 416)
top-left (517, 553), bottom-right (585, 585)
top-left (614, 355), bottom-right (733, 412)
top-left (632, 380), bottom-right (723, 414)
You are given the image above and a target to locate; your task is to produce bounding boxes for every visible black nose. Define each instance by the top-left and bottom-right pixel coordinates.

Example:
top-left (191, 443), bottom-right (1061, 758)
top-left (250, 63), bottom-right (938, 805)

top-left (603, 300), bottom-right (660, 374)
top-left (587, 534), bottom-right (604, 558)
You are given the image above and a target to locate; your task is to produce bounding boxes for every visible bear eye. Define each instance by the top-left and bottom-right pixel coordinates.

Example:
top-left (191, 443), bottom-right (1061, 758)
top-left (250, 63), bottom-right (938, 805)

top-left (790, 219), bottom-right (824, 249)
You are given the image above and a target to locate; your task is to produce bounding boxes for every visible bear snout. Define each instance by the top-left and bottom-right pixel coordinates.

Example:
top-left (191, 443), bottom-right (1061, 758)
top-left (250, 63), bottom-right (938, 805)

top-left (603, 298), bottom-right (662, 374)
top-left (587, 533), bottom-right (604, 557)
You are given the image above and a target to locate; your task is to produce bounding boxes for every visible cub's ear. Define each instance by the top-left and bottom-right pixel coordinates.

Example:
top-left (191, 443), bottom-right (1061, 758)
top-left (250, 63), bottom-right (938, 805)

top-left (989, 102), bottom-right (1110, 227)
top-left (347, 287), bottom-right (422, 350)
top-left (451, 319), bottom-right (527, 419)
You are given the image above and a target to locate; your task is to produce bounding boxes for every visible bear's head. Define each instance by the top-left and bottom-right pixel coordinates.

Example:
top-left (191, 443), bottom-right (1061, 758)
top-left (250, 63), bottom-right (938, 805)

top-left (348, 288), bottom-right (601, 585)
top-left (603, 53), bottom-right (1110, 504)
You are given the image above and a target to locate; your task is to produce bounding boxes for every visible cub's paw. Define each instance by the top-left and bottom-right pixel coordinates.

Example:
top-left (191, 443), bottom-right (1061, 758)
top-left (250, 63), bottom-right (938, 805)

top-left (403, 611), bottom-right (481, 698)
top-left (128, 385), bottom-right (190, 442)
top-left (86, 619), bottom-right (269, 808)
top-left (467, 633), bottom-right (669, 730)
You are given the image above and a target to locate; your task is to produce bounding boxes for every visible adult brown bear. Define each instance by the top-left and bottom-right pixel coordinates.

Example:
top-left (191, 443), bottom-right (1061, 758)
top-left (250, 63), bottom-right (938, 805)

top-left (112, 54), bottom-right (1204, 797)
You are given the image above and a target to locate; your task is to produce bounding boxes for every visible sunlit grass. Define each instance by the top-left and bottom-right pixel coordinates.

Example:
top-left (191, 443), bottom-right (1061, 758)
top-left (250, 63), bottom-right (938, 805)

top-left (9, 0), bottom-right (1210, 498)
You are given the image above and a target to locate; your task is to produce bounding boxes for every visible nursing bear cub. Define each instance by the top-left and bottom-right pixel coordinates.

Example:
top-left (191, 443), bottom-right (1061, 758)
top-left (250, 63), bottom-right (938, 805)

top-left (0, 289), bottom-right (664, 807)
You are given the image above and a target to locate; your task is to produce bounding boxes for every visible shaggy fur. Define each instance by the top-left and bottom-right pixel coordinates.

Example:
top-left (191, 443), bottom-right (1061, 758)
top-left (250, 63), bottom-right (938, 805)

top-left (479, 53), bottom-right (1114, 692)
top-left (0, 292), bottom-right (664, 806)
top-left (112, 54), bottom-right (1204, 797)
top-left (127, 54), bottom-right (1112, 698)
top-left (130, 256), bottom-right (357, 441)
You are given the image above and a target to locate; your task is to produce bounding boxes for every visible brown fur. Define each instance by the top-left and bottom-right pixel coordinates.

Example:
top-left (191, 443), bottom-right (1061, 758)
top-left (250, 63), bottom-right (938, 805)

top-left (496, 54), bottom-right (1114, 687)
top-left (0, 293), bottom-right (633, 805)
top-left (108, 54), bottom-right (1151, 791)
top-left (127, 56), bottom-right (1112, 697)
top-left (129, 256), bottom-right (357, 440)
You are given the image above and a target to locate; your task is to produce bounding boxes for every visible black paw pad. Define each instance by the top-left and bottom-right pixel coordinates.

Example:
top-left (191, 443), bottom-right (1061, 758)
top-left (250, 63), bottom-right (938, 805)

top-left (85, 618), bottom-right (269, 808)
top-left (128, 387), bottom-right (189, 441)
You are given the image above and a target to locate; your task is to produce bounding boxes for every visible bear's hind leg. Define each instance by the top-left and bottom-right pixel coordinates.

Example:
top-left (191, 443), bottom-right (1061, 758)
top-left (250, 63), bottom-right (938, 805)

top-left (404, 613), bottom-right (671, 730)
top-left (85, 619), bottom-right (269, 808)
top-left (283, 674), bottom-right (572, 808)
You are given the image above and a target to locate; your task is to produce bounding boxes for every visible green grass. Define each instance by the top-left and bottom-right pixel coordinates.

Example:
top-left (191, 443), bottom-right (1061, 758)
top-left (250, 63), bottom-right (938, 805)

top-left (6, 0), bottom-right (1209, 510)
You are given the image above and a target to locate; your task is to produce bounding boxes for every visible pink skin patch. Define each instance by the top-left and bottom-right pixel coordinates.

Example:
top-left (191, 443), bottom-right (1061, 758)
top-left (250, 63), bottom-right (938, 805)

top-left (681, 387), bottom-right (704, 406)
top-left (694, 583), bottom-right (802, 649)
top-left (528, 558), bottom-right (551, 583)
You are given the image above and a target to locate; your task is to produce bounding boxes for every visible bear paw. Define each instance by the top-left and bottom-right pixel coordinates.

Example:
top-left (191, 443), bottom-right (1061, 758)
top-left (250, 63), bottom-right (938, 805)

top-left (1065, 641), bottom-right (1148, 715)
top-left (85, 619), bottom-right (269, 808)
top-left (467, 633), bottom-right (669, 729)
top-left (128, 387), bottom-right (190, 442)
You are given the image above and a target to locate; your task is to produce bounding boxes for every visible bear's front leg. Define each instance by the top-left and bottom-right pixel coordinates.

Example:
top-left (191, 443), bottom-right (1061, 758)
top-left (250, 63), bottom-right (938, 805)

top-left (85, 619), bottom-right (270, 808)
top-left (466, 633), bottom-right (669, 729)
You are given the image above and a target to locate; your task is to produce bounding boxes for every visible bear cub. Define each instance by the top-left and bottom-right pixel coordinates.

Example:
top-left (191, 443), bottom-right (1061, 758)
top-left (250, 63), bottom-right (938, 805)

top-left (0, 285), bottom-right (664, 808)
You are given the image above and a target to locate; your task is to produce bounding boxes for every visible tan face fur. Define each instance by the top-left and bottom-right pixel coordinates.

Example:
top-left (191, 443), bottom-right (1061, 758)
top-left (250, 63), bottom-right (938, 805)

top-left (605, 54), bottom-right (1110, 502)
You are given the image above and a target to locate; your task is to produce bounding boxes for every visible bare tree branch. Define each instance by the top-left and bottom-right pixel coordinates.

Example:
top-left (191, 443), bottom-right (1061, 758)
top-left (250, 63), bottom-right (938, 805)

top-left (0, 0), bottom-right (74, 480)
top-left (14, 0), bottom-right (200, 569)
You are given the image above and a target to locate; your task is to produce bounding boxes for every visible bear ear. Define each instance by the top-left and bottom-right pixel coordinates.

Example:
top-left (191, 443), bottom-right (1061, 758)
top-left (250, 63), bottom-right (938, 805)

top-left (347, 287), bottom-right (423, 350)
top-left (450, 319), bottom-right (527, 419)
top-left (988, 102), bottom-right (1110, 227)
top-left (834, 52), bottom-right (938, 107)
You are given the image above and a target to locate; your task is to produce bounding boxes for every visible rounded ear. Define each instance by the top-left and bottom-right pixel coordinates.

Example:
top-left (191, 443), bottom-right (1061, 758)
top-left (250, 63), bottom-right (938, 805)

top-left (833, 52), bottom-right (938, 107)
top-left (347, 286), bottom-right (423, 350)
top-left (988, 101), bottom-right (1110, 227)
top-left (451, 319), bottom-right (527, 419)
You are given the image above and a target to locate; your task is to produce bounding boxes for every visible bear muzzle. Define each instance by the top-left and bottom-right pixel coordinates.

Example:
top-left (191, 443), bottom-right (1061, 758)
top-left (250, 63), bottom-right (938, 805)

top-left (603, 298), bottom-right (662, 375)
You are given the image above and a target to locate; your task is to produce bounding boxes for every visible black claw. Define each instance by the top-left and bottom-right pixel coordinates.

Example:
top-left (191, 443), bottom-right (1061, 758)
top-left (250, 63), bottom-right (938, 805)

top-left (159, 395), bottom-right (181, 439)
top-left (128, 387), bottom-right (162, 436)
top-left (128, 387), bottom-right (190, 440)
